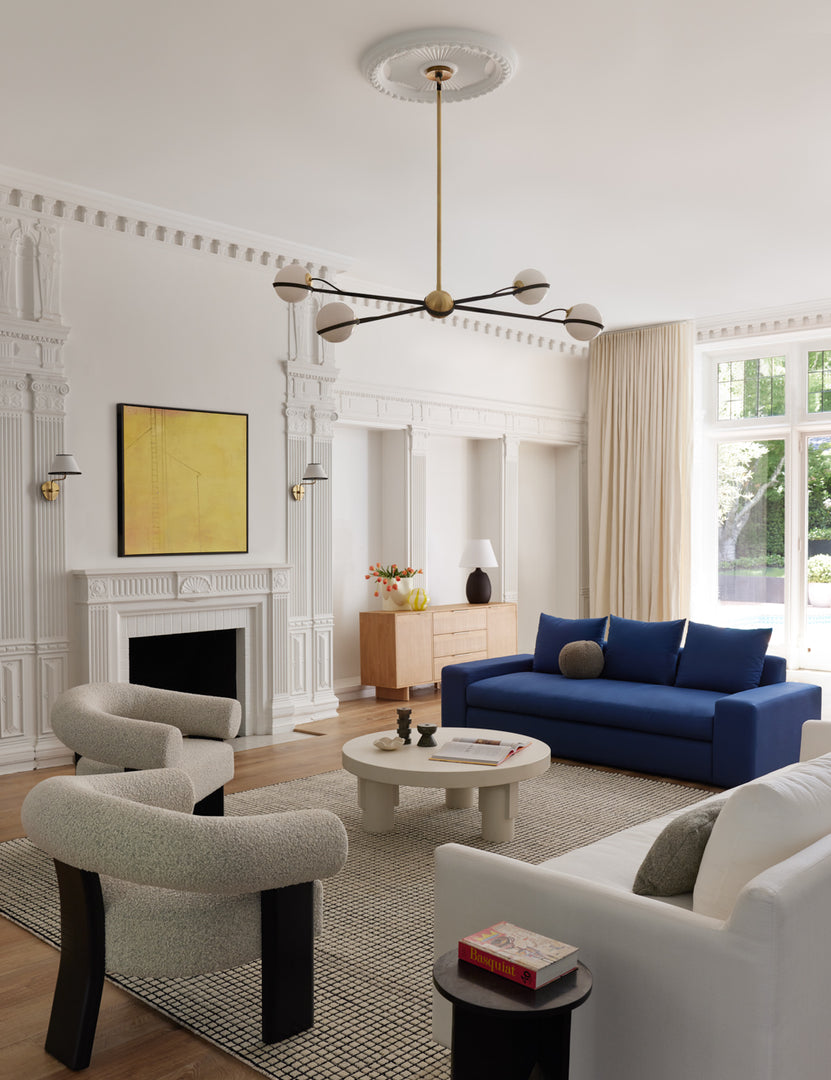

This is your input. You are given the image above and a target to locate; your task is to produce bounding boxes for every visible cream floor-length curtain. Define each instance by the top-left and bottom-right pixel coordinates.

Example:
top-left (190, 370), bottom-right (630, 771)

top-left (587, 321), bottom-right (693, 621)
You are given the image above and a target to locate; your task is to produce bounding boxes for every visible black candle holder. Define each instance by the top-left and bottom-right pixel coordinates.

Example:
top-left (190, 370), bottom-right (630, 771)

top-left (396, 707), bottom-right (412, 745)
top-left (416, 723), bottom-right (437, 747)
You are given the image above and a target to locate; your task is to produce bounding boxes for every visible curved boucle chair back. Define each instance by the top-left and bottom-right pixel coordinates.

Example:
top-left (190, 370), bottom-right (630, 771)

top-left (51, 682), bottom-right (242, 772)
top-left (23, 769), bottom-right (349, 895)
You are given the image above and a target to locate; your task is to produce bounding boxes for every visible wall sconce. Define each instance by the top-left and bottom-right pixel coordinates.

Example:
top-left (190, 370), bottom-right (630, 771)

top-left (291, 462), bottom-right (327, 501)
top-left (41, 452), bottom-right (82, 501)
top-left (460, 539), bottom-right (498, 604)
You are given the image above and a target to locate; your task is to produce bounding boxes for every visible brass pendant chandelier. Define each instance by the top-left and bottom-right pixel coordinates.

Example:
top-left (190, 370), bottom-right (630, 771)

top-left (273, 30), bottom-right (603, 345)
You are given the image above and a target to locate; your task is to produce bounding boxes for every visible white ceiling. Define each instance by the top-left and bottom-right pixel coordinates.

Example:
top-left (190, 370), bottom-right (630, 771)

top-left (3, 0), bottom-right (830, 334)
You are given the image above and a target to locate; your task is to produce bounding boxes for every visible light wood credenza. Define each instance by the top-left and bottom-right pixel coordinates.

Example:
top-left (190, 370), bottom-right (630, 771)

top-left (359, 602), bottom-right (517, 701)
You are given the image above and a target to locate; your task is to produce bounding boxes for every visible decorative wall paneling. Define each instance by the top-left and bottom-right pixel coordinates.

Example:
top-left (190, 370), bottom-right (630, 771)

top-left (0, 206), bottom-right (72, 773)
top-left (284, 302), bottom-right (339, 719)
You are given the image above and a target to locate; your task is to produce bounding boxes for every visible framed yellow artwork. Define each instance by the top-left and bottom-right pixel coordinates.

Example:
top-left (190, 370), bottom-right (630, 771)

top-left (117, 403), bottom-right (248, 556)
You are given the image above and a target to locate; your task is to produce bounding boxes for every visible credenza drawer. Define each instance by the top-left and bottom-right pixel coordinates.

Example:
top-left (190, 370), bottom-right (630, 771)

top-left (433, 630), bottom-right (488, 659)
top-left (434, 651), bottom-right (488, 681)
top-left (360, 603), bottom-right (516, 700)
top-left (432, 608), bottom-right (488, 635)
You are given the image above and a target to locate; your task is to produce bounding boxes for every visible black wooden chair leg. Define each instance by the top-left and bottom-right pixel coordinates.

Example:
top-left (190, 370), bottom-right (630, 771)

top-left (260, 881), bottom-right (315, 1042)
top-left (193, 784), bottom-right (225, 816)
top-left (45, 861), bottom-right (106, 1070)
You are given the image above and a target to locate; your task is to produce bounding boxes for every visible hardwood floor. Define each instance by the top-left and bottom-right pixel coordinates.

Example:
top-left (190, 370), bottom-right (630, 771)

top-left (0, 689), bottom-right (441, 1079)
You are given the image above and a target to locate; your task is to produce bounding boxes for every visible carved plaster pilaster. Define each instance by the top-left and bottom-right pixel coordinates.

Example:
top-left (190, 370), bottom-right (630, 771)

top-left (0, 373), bottom-right (27, 410)
top-left (30, 375), bottom-right (69, 414)
top-left (408, 426), bottom-right (429, 588)
top-left (0, 216), bottom-right (63, 324)
top-left (312, 405), bottom-right (338, 439)
top-left (0, 376), bottom-right (28, 644)
top-left (502, 436), bottom-right (520, 604)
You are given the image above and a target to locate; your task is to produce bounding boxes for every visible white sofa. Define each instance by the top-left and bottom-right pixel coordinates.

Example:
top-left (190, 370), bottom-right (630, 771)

top-left (433, 719), bottom-right (831, 1080)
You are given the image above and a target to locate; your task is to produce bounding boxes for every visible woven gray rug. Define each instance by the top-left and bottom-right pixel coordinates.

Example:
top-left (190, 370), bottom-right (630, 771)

top-left (0, 762), bottom-right (708, 1079)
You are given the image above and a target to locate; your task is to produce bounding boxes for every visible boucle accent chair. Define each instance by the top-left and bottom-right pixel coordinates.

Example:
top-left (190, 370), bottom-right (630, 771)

top-left (51, 682), bottom-right (242, 815)
top-left (21, 768), bottom-right (349, 1071)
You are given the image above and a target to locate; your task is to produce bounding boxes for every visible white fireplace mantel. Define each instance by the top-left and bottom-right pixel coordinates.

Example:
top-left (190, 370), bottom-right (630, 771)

top-left (72, 565), bottom-right (296, 735)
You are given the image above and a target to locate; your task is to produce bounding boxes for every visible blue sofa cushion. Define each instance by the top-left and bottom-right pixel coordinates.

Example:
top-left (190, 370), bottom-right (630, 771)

top-left (466, 671), bottom-right (724, 741)
top-left (675, 621), bottom-right (772, 694)
top-left (533, 614), bottom-right (608, 674)
top-left (603, 615), bottom-right (686, 685)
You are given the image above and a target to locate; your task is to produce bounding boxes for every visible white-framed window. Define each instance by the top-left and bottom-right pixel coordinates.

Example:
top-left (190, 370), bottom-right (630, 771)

top-left (694, 333), bottom-right (831, 669)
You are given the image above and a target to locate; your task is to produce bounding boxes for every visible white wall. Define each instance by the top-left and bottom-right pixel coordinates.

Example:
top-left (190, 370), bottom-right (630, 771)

top-left (517, 441), bottom-right (582, 653)
top-left (426, 435), bottom-right (476, 605)
top-left (60, 224), bottom-right (287, 569)
top-left (331, 425), bottom-right (374, 689)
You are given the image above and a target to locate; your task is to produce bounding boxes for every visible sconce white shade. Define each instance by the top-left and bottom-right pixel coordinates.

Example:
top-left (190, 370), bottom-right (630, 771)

top-left (302, 462), bottom-right (328, 482)
top-left (41, 451), bottom-right (82, 501)
top-left (459, 539), bottom-right (498, 568)
top-left (513, 268), bottom-right (549, 306)
top-left (316, 302), bottom-right (356, 343)
top-left (291, 461), bottom-right (328, 501)
top-left (48, 452), bottom-right (82, 476)
top-left (273, 263), bottom-right (312, 302)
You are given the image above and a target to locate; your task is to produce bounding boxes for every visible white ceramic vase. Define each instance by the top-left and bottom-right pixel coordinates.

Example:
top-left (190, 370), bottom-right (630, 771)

top-left (381, 577), bottom-right (415, 610)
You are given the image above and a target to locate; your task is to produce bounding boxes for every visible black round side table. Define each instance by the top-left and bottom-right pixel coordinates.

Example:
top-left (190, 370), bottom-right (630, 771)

top-left (433, 949), bottom-right (592, 1080)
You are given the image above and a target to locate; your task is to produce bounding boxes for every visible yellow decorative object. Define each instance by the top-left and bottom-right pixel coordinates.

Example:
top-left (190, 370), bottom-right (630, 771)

top-left (409, 587), bottom-right (430, 611)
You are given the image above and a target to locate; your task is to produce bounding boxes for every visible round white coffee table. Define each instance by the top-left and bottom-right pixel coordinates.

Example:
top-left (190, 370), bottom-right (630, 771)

top-left (341, 727), bottom-right (551, 843)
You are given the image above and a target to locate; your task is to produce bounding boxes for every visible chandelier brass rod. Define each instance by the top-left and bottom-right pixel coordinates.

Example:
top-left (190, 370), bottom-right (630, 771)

top-left (436, 74), bottom-right (443, 294)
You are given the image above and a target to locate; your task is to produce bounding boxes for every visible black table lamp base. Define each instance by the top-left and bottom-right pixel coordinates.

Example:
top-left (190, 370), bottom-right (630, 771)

top-left (465, 568), bottom-right (492, 605)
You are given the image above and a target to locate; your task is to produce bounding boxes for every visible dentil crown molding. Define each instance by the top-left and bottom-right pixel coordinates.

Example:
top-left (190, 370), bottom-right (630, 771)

top-left (696, 299), bottom-right (831, 347)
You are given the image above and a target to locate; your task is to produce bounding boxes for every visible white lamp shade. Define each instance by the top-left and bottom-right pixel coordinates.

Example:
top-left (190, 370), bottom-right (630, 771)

top-left (459, 539), bottom-right (498, 568)
top-left (48, 452), bottom-right (81, 476)
top-left (302, 462), bottom-right (327, 482)
top-left (316, 302), bottom-right (356, 343)
top-left (565, 303), bottom-right (603, 341)
top-left (513, 268), bottom-right (549, 306)
top-left (273, 263), bottom-right (312, 303)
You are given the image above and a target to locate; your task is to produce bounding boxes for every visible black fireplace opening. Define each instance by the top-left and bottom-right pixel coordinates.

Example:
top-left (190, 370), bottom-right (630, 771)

top-left (129, 628), bottom-right (239, 702)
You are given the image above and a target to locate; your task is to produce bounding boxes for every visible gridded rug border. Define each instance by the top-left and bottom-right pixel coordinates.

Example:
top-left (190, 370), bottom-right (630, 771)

top-left (0, 762), bottom-right (708, 1080)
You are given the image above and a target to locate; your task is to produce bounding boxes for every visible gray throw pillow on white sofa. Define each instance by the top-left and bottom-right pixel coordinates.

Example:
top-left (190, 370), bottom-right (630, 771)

top-left (633, 797), bottom-right (727, 896)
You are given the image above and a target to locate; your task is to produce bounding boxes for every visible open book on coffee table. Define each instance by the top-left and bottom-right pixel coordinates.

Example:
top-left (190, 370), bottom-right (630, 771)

top-left (429, 737), bottom-right (531, 766)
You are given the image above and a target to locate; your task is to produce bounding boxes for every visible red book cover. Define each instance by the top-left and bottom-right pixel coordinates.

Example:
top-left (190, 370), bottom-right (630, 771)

top-left (459, 922), bottom-right (579, 990)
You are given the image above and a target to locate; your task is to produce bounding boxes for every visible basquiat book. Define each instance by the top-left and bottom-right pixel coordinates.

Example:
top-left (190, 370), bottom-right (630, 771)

top-left (459, 921), bottom-right (579, 989)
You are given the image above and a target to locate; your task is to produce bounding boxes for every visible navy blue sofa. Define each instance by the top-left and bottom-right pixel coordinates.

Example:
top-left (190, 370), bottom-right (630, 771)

top-left (440, 615), bottom-right (823, 788)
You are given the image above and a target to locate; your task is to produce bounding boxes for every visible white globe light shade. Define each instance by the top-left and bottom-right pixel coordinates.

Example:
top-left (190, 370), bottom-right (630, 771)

top-left (273, 264), bottom-right (312, 303)
top-left (316, 302), bottom-right (356, 343)
top-left (513, 268), bottom-right (549, 306)
top-left (565, 303), bottom-right (603, 341)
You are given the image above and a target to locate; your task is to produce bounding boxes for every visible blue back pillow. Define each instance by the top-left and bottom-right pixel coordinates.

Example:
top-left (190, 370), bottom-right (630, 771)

top-left (603, 614), bottom-right (686, 685)
top-left (675, 622), bottom-right (772, 693)
top-left (533, 614), bottom-right (608, 674)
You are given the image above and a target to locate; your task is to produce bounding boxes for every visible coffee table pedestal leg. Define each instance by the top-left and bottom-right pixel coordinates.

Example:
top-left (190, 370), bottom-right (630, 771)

top-left (478, 782), bottom-right (518, 843)
top-left (445, 787), bottom-right (475, 810)
top-left (356, 778), bottom-right (398, 833)
top-left (450, 1008), bottom-right (572, 1080)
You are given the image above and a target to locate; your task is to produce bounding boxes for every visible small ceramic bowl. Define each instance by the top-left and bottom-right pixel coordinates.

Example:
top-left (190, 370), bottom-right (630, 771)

top-left (374, 735), bottom-right (405, 751)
